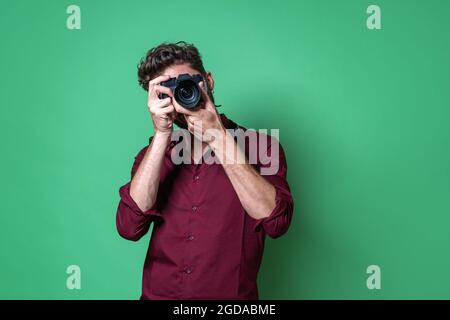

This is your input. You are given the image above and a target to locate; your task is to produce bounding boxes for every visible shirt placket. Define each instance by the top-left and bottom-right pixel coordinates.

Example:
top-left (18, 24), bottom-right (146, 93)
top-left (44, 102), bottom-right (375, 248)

top-left (180, 164), bottom-right (202, 298)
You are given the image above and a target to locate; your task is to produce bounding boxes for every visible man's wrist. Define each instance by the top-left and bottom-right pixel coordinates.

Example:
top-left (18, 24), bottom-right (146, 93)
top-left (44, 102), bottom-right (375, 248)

top-left (208, 126), bottom-right (227, 151)
top-left (211, 128), bottom-right (249, 166)
top-left (153, 130), bottom-right (172, 148)
top-left (154, 130), bottom-right (172, 140)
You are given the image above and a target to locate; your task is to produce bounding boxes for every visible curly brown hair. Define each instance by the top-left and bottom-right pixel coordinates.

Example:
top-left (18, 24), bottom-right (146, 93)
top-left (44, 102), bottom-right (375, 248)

top-left (137, 41), bottom-right (207, 91)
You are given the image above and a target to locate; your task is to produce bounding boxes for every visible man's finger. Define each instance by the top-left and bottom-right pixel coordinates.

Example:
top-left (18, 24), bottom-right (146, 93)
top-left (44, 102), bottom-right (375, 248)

top-left (168, 110), bottom-right (176, 121)
top-left (160, 105), bottom-right (175, 114)
top-left (149, 86), bottom-right (173, 105)
top-left (148, 75), bottom-right (171, 99)
top-left (154, 97), bottom-right (172, 109)
top-left (149, 74), bottom-right (171, 86)
top-left (198, 81), bottom-right (215, 111)
top-left (154, 84), bottom-right (173, 98)
top-left (149, 98), bottom-right (172, 113)
top-left (186, 115), bottom-right (195, 125)
top-left (155, 105), bottom-right (175, 117)
top-left (187, 121), bottom-right (194, 134)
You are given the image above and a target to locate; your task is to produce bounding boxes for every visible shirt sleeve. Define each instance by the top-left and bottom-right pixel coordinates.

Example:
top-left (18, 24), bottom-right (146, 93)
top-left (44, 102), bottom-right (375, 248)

top-left (254, 138), bottom-right (294, 239)
top-left (116, 142), bottom-right (164, 241)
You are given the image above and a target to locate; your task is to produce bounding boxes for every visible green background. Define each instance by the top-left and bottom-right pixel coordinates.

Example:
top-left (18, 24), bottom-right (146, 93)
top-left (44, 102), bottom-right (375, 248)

top-left (1, 0), bottom-right (449, 299)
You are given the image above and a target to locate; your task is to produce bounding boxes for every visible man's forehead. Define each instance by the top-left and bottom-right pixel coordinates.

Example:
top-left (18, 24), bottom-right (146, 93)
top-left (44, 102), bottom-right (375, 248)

top-left (163, 64), bottom-right (199, 78)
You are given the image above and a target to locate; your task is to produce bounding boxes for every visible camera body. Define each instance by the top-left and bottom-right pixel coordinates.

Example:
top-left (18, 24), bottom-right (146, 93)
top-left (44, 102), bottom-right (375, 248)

top-left (159, 73), bottom-right (204, 109)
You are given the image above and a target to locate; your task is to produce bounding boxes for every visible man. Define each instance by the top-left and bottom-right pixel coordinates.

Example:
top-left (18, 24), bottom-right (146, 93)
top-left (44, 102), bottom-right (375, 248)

top-left (116, 41), bottom-right (294, 300)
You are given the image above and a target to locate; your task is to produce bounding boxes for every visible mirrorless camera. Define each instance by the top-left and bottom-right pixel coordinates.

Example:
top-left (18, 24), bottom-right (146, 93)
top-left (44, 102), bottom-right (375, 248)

top-left (159, 73), bottom-right (205, 109)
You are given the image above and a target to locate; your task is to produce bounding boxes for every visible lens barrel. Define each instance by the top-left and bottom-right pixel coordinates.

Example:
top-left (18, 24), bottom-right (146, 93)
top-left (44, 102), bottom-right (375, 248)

top-left (174, 79), bottom-right (201, 109)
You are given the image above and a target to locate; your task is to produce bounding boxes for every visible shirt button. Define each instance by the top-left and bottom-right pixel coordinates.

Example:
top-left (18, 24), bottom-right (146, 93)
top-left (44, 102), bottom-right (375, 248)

top-left (187, 235), bottom-right (194, 241)
top-left (192, 206), bottom-right (198, 212)
top-left (194, 175), bottom-right (199, 181)
top-left (184, 267), bottom-right (192, 274)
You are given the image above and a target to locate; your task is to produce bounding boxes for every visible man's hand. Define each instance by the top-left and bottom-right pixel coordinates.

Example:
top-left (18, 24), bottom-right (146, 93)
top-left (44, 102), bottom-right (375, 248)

top-left (173, 81), bottom-right (225, 144)
top-left (148, 75), bottom-right (176, 135)
top-left (173, 81), bottom-right (277, 221)
top-left (130, 75), bottom-right (175, 212)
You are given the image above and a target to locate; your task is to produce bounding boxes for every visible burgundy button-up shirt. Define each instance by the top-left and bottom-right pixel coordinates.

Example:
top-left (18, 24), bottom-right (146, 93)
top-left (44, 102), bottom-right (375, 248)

top-left (116, 116), bottom-right (294, 300)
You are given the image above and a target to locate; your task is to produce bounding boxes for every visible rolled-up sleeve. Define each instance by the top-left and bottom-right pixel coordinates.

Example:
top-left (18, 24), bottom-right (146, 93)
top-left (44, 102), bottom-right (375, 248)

top-left (254, 140), bottom-right (294, 239)
top-left (116, 145), bottom-right (163, 241)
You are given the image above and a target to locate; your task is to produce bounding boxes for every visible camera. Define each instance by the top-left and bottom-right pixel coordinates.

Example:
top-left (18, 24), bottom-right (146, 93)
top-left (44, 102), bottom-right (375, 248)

top-left (159, 73), bottom-right (204, 109)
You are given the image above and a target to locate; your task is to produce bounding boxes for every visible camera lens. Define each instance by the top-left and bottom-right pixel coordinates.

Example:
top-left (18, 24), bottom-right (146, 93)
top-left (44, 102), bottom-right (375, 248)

top-left (174, 80), bottom-right (201, 109)
top-left (180, 87), bottom-right (193, 99)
